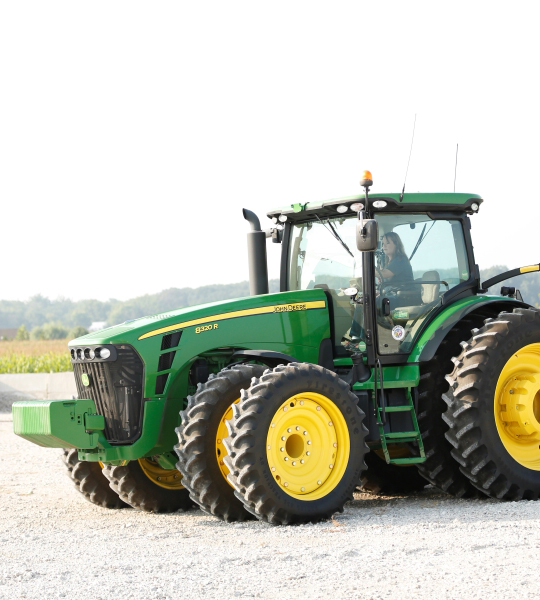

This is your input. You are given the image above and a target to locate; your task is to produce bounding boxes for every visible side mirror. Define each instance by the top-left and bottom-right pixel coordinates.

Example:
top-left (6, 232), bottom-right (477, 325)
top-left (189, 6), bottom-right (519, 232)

top-left (356, 216), bottom-right (378, 252)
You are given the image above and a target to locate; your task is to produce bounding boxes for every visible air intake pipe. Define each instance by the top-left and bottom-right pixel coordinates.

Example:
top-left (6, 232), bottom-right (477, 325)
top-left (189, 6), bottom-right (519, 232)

top-left (243, 208), bottom-right (269, 296)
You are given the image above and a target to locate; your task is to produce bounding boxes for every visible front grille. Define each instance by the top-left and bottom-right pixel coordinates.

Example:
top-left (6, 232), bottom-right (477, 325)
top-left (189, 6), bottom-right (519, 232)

top-left (73, 345), bottom-right (144, 444)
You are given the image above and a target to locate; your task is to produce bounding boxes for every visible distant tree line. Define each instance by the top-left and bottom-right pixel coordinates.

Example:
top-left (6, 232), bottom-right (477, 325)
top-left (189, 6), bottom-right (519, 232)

top-left (0, 280), bottom-right (280, 331)
top-left (2, 271), bottom-right (539, 333)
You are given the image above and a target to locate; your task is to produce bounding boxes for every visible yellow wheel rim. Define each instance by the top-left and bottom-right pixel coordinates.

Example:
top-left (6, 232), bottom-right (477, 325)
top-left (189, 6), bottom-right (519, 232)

top-left (215, 399), bottom-right (240, 487)
top-left (138, 458), bottom-right (185, 490)
top-left (266, 392), bottom-right (350, 501)
top-left (495, 343), bottom-right (540, 470)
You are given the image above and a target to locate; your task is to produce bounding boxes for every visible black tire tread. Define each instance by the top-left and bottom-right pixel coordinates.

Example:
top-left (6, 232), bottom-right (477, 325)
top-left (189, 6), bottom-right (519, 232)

top-left (61, 448), bottom-right (127, 509)
top-left (224, 363), bottom-right (369, 525)
top-left (174, 364), bottom-right (265, 522)
top-left (443, 308), bottom-right (540, 501)
top-left (415, 316), bottom-right (486, 498)
top-left (359, 452), bottom-right (426, 495)
top-left (102, 461), bottom-right (193, 513)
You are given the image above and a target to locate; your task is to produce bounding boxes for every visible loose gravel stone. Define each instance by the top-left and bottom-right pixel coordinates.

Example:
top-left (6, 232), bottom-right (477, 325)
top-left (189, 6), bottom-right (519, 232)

top-left (1, 402), bottom-right (540, 599)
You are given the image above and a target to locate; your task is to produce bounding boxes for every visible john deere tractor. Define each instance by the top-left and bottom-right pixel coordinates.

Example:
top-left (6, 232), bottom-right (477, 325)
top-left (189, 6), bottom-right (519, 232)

top-left (13, 172), bottom-right (540, 524)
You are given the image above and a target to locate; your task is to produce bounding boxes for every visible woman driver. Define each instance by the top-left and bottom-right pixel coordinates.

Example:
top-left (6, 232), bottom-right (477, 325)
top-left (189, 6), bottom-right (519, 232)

top-left (378, 232), bottom-right (414, 287)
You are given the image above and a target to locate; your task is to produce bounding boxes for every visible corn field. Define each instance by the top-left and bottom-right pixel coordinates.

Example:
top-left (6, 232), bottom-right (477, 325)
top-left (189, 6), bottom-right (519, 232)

top-left (0, 341), bottom-right (72, 374)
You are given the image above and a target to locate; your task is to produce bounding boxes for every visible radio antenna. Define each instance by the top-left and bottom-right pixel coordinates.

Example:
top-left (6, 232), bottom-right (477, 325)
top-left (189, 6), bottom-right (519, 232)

top-left (453, 143), bottom-right (459, 192)
top-left (399, 114), bottom-right (417, 202)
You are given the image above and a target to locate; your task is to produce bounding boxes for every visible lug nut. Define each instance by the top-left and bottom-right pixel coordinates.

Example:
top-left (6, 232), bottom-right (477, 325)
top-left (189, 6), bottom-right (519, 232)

top-left (301, 487), bottom-right (305, 492)
top-left (303, 431), bottom-right (307, 435)
top-left (267, 445), bottom-right (271, 450)
top-left (333, 443), bottom-right (337, 448)
top-left (281, 436), bottom-right (286, 441)
top-left (271, 466), bottom-right (276, 472)
top-left (328, 421), bottom-right (333, 426)
top-left (329, 464), bottom-right (333, 469)
top-left (287, 428), bottom-right (291, 433)
top-left (300, 459), bottom-right (305, 464)
top-left (296, 426), bottom-right (300, 431)
top-left (280, 447), bottom-right (285, 452)
top-left (306, 451), bottom-right (310, 456)
top-left (292, 461), bottom-right (296, 466)
top-left (284, 457), bottom-right (288, 461)
top-left (300, 400), bottom-right (304, 406)
top-left (284, 482), bottom-right (289, 487)
top-left (217, 438), bottom-right (222, 444)
top-left (317, 480), bottom-right (322, 485)
top-left (284, 407), bottom-right (288, 412)
top-left (316, 406), bottom-right (321, 411)
top-left (271, 423), bottom-right (276, 428)
top-left (307, 441), bottom-right (311, 445)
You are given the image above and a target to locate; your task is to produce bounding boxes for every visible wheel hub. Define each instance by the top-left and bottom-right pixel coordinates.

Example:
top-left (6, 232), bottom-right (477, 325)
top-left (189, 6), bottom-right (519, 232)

top-left (138, 458), bottom-right (185, 490)
top-left (495, 343), bottom-right (540, 469)
top-left (266, 392), bottom-right (350, 500)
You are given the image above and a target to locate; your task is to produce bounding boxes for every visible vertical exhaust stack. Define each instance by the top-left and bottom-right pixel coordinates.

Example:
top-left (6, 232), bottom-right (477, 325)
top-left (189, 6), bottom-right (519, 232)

top-left (243, 208), bottom-right (269, 296)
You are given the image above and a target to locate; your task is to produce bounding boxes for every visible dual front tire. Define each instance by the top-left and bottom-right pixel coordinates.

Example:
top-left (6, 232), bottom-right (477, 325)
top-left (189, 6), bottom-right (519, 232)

top-left (175, 362), bottom-right (369, 524)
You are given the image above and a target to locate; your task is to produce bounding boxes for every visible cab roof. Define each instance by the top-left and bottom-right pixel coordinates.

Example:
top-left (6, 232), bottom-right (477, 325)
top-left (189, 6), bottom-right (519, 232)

top-left (267, 192), bottom-right (483, 221)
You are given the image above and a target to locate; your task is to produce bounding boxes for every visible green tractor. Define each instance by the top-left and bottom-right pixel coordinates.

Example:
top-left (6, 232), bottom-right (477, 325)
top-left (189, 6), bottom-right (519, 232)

top-left (13, 171), bottom-right (540, 524)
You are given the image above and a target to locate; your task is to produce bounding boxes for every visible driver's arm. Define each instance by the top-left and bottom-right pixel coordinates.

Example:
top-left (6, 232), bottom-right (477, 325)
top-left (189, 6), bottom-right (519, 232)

top-left (379, 268), bottom-right (394, 280)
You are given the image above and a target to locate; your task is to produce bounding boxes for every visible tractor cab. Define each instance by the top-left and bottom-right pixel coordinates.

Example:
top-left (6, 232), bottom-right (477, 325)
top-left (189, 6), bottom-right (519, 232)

top-left (269, 181), bottom-right (482, 366)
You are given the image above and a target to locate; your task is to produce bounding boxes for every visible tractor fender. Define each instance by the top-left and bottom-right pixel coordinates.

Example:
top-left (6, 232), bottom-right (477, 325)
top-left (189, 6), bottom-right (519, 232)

top-left (412, 297), bottom-right (530, 363)
top-left (230, 349), bottom-right (298, 367)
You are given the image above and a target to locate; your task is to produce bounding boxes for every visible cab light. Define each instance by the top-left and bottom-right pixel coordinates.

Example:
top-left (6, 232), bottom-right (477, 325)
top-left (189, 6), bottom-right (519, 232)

top-left (278, 215), bottom-right (288, 223)
top-left (350, 202), bottom-right (364, 212)
top-left (336, 205), bottom-right (348, 213)
top-left (373, 200), bottom-right (387, 208)
top-left (471, 202), bottom-right (479, 212)
top-left (360, 170), bottom-right (373, 188)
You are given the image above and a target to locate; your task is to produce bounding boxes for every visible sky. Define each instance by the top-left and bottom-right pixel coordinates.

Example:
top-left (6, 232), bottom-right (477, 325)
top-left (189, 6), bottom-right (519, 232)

top-left (1, 1), bottom-right (540, 302)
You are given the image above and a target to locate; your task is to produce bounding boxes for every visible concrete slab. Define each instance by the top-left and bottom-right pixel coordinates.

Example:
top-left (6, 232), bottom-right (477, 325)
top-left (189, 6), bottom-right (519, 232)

top-left (0, 372), bottom-right (77, 413)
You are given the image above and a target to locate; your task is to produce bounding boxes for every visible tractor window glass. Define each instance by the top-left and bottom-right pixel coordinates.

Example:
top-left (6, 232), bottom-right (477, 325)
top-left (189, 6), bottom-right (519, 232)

top-left (288, 217), bottom-right (363, 354)
top-left (374, 214), bottom-right (470, 355)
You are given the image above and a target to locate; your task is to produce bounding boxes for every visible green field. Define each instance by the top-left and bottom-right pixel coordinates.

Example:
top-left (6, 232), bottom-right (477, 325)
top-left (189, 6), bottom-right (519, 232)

top-left (0, 341), bottom-right (72, 374)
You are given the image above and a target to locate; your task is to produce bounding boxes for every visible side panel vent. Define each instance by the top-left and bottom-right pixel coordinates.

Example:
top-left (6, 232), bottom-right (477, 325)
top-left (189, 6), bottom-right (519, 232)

top-left (161, 331), bottom-right (182, 351)
top-left (158, 351), bottom-right (176, 372)
top-left (155, 374), bottom-right (169, 395)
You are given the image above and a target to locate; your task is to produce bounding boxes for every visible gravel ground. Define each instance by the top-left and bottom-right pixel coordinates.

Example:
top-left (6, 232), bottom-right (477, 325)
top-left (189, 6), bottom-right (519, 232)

top-left (2, 397), bottom-right (540, 600)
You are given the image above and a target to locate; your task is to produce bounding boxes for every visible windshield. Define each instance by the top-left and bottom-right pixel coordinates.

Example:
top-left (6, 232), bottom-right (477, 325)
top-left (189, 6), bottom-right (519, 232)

top-left (288, 213), bottom-right (471, 357)
top-left (288, 217), bottom-right (361, 291)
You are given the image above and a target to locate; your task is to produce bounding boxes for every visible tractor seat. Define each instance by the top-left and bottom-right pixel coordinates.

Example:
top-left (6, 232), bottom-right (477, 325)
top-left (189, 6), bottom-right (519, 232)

top-left (390, 270), bottom-right (441, 321)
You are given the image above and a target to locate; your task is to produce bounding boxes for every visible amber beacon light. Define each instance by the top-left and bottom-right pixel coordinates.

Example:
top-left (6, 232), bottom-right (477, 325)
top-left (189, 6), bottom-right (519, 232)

top-left (360, 170), bottom-right (373, 188)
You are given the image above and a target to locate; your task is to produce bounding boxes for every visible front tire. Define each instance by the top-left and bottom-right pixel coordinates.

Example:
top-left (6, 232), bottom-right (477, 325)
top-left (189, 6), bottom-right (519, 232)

top-left (174, 364), bottom-right (265, 522)
top-left (61, 448), bottom-right (127, 509)
top-left (102, 459), bottom-right (193, 512)
top-left (224, 363), bottom-right (369, 525)
top-left (444, 309), bottom-right (540, 500)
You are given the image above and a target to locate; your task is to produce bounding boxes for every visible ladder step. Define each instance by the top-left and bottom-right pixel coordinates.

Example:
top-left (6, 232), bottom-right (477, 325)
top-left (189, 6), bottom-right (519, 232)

top-left (384, 406), bottom-right (413, 413)
top-left (383, 431), bottom-right (421, 440)
top-left (390, 457), bottom-right (426, 465)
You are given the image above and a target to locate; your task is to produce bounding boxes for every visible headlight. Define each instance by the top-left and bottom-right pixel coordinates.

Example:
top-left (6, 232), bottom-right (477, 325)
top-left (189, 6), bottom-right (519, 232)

top-left (97, 347), bottom-right (111, 359)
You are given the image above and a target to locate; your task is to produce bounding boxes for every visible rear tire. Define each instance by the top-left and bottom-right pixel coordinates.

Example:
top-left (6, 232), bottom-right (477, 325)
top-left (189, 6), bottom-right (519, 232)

top-left (415, 317), bottom-right (484, 498)
top-left (61, 448), bottom-right (127, 509)
top-left (102, 459), bottom-right (193, 513)
top-left (444, 309), bottom-right (540, 500)
top-left (174, 364), bottom-right (265, 522)
top-left (224, 363), bottom-right (369, 525)
top-left (359, 451), bottom-right (426, 495)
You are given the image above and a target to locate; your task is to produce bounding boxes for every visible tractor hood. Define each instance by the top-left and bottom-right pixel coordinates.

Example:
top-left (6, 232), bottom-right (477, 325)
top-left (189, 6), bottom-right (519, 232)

top-left (68, 290), bottom-right (327, 348)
